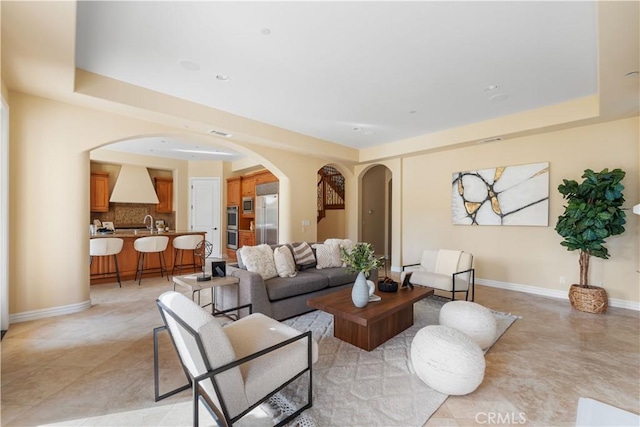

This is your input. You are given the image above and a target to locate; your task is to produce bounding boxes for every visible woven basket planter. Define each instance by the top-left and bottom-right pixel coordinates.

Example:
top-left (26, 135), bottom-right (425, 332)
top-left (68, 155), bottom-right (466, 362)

top-left (569, 284), bottom-right (608, 314)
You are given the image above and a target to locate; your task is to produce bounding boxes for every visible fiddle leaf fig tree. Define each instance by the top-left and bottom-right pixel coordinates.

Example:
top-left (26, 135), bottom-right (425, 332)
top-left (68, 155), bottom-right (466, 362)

top-left (555, 168), bottom-right (626, 287)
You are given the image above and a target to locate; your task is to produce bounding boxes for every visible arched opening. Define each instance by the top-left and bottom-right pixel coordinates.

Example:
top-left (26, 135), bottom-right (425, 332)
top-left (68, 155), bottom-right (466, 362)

top-left (317, 165), bottom-right (346, 241)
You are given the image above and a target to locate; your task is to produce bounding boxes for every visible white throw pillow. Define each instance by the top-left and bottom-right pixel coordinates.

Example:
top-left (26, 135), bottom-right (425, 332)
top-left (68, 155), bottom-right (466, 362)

top-left (273, 246), bottom-right (297, 278)
top-left (313, 243), bottom-right (343, 269)
top-left (238, 244), bottom-right (277, 280)
top-left (325, 238), bottom-right (355, 267)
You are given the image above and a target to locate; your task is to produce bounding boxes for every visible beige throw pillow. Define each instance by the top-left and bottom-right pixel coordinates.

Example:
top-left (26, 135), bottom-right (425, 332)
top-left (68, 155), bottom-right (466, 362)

top-left (274, 246), bottom-right (297, 278)
top-left (313, 243), bottom-right (343, 269)
top-left (238, 244), bottom-right (277, 280)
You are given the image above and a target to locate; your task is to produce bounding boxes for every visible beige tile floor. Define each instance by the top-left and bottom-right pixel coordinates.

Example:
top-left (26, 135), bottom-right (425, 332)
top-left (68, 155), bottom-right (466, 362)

top-left (1, 276), bottom-right (639, 427)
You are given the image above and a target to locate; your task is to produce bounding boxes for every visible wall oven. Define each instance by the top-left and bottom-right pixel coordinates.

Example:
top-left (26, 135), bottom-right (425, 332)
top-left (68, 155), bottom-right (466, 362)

top-left (226, 229), bottom-right (238, 250)
top-left (227, 206), bottom-right (238, 230)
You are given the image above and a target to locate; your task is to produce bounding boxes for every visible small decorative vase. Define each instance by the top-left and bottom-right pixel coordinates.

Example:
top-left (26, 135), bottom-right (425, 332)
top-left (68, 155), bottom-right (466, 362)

top-left (352, 271), bottom-right (369, 308)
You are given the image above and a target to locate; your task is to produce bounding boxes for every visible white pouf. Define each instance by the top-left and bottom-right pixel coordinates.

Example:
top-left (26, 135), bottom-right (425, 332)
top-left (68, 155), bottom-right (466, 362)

top-left (410, 325), bottom-right (485, 395)
top-left (439, 300), bottom-right (497, 350)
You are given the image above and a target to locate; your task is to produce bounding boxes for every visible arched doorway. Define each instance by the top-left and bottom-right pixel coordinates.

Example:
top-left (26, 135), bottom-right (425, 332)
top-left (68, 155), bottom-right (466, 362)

top-left (317, 165), bottom-right (346, 241)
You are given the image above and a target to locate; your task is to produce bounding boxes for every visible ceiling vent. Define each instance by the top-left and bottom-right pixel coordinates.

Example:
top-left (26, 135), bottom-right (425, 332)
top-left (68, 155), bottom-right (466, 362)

top-left (208, 129), bottom-right (233, 137)
top-left (476, 137), bottom-right (504, 144)
top-left (109, 165), bottom-right (159, 204)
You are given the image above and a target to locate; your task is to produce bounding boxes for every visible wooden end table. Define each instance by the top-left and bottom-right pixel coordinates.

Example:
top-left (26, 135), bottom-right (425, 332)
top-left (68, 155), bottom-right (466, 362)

top-left (307, 285), bottom-right (434, 351)
top-left (172, 274), bottom-right (239, 316)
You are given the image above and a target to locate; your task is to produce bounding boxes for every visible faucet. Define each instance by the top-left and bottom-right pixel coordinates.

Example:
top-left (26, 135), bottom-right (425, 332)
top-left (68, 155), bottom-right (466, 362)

top-left (143, 214), bottom-right (154, 233)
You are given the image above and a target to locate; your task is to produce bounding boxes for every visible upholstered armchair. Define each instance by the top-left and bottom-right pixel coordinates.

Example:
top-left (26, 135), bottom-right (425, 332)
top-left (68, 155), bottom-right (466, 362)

top-left (401, 249), bottom-right (475, 301)
top-left (154, 291), bottom-right (318, 426)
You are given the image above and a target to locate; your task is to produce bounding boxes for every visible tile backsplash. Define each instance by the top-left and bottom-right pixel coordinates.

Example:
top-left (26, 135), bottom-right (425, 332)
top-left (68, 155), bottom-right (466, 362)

top-left (91, 203), bottom-right (175, 229)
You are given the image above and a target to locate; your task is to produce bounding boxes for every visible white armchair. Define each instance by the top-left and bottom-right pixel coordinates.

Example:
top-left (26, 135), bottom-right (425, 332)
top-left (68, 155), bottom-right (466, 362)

top-left (154, 291), bottom-right (318, 426)
top-left (402, 249), bottom-right (475, 301)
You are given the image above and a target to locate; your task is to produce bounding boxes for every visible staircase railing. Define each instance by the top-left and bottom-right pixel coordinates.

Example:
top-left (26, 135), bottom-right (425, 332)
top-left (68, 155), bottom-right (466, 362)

top-left (318, 166), bottom-right (345, 222)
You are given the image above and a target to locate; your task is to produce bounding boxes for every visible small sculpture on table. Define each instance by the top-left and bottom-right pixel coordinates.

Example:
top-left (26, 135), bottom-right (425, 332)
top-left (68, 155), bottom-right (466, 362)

top-left (194, 239), bottom-right (213, 282)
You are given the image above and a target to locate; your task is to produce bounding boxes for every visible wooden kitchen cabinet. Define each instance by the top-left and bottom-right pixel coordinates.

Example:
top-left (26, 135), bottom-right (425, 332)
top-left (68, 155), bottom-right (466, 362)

top-left (238, 230), bottom-right (255, 248)
top-left (241, 176), bottom-right (255, 197)
top-left (254, 170), bottom-right (278, 185)
top-left (155, 177), bottom-right (173, 213)
top-left (90, 172), bottom-right (110, 212)
top-left (227, 177), bottom-right (241, 207)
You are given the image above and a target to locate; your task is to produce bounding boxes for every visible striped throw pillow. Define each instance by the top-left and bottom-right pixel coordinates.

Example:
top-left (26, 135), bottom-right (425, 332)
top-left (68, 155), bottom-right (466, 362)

top-left (291, 242), bottom-right (316, 269)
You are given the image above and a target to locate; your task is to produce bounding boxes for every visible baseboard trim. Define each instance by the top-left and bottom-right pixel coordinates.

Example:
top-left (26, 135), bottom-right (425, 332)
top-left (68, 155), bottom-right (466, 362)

top-left (10, 300), bottom-right (91, 323)
top-left (477, 278), bottom-right (640, 311)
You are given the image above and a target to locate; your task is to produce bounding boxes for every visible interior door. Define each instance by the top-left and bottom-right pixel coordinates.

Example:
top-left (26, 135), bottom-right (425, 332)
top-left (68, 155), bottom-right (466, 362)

top-left (190, 178), bottom-right (221, 258)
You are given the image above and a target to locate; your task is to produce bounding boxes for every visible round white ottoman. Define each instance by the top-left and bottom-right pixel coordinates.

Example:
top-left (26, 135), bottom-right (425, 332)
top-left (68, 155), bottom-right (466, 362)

top-left (410, 325), bottom-right (485, 395)
top-left (439, 300), bottom-right (497, 349)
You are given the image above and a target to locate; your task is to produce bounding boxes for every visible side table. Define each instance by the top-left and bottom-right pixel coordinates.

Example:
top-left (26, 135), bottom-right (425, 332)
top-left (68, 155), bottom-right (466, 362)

top-left (172, 274), bottom-right (240, 316)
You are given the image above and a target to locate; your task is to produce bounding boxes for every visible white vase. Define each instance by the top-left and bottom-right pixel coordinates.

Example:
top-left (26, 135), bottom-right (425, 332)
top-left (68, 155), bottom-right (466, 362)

top-left (352, 271), bottom-right (369, 308)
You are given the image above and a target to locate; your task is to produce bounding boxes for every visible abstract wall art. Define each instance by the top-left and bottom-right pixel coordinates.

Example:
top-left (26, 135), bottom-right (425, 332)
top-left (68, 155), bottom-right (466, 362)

top-left (452, 162), bottom-right (549, 226)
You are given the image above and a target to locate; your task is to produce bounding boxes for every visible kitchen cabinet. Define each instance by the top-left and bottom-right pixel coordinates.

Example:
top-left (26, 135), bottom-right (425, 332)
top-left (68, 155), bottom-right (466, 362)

top-left (227, 177), bottom-right (241, 207)
top-left (254, 170), bottom-right (278, 185)
top-left (90, 172), bottom-right (110, 212)
top-left (154, 177), bottom-right (173, 213)
top-left (238, 230), bottom-right (255, 248)
top-left (241, 176), bottom-right (255, 197)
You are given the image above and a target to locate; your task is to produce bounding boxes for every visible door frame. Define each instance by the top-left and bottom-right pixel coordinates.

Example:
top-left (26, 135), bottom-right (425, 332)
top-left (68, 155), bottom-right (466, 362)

top-left (189, 177), bottom-right (221, 258)
top-left (1, 96), bottom-right (10, 332)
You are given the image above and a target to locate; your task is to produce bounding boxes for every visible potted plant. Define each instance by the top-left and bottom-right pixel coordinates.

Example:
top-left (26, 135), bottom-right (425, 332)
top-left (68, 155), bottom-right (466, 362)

top-left (555, 168), bottom-right (626, 313)
top-left (341, 242), bottom-right (382, 307)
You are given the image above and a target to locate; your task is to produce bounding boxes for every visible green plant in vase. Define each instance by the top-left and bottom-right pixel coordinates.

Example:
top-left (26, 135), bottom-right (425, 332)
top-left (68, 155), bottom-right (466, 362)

top-left (341, 242), bottom-right (382, 308)
top-left (555, 168), bottom-right (626, 313)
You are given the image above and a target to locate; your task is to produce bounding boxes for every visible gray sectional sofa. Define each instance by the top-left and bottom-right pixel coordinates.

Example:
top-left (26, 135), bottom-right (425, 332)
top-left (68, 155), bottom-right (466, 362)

top-left (219, 243), bottom-right (378, 320)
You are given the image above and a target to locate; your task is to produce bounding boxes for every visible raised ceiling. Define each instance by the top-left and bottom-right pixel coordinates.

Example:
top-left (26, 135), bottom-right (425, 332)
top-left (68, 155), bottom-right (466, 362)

top-left (75, 1), bottom-right (598, 151)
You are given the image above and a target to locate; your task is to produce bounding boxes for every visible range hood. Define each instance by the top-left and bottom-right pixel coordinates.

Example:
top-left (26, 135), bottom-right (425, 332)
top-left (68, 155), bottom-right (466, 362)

top-left (109, 165), bottom-right (159, 204)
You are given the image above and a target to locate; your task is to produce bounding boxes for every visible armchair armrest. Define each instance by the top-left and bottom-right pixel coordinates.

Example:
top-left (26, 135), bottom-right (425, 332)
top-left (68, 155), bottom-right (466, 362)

top-left (403, 263), bottom-right (422, 273)
top-left (195, 330), bottom-right (314, 424)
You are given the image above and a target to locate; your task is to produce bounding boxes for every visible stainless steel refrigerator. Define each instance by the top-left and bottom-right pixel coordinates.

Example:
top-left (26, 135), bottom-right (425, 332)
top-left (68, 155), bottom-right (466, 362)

top-left (255, 193), bottom-right (278, 245)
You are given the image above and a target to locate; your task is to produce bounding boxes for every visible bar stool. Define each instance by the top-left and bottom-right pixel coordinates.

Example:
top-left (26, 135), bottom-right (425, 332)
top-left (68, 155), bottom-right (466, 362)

top-left (90, 238), bottom-right (124, 287)
top-left (171, 234), bottom-right (204, 277)
top-left (134, 235), bottom-right (169, 285)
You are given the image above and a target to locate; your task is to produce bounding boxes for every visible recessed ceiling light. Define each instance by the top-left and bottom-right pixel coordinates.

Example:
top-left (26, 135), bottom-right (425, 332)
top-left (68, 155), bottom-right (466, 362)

top-left (208, 129), bottom-right (233, 137)
top-left (409, 110), bottom-right (417, 114)
top-left (353, 127), bottom-right (362, 132)
top-left (489, 93), bottom-right (509, 103)
top-left (160, 140), bottom-right (168, 144)
top-left (178, 59), bottom-right (200, 71)
top-left (261, 28), bottom-right (271, 36)
top-left (484, 85), bottom-right (499, 92)
top-left (216, 74), bottom-right (230, 81)
top-left (625, 71), bottom-right (639, 78)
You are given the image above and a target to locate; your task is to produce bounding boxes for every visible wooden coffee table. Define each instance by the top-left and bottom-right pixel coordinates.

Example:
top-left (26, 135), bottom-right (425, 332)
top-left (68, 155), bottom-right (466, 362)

top-left (307, 285), bottom-right (434, 351)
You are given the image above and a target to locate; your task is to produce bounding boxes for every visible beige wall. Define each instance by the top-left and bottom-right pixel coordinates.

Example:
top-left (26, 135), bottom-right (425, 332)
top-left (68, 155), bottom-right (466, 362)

top-left (402, 117), bottom-right (639, 302)
top-left (6, 89), bottom-right (640, 319)
top-left (317, 209), bottom-right (346, 241)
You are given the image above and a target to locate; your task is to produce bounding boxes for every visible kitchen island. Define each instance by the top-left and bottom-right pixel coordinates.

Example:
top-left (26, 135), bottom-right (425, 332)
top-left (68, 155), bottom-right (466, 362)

top-left (90, 230), bottom-right (205, 285)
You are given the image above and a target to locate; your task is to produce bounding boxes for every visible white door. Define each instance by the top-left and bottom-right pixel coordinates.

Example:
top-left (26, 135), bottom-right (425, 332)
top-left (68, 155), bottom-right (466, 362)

top-left (190, 178), bottom-right (221, 258)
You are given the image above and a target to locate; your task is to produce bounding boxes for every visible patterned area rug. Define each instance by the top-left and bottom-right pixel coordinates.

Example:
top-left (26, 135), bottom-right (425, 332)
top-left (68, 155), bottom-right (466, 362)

top-left (274, 295), bottom-right (518, 427)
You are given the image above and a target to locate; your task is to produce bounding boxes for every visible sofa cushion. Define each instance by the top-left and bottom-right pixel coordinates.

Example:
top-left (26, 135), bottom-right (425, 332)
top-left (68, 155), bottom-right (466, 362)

top-left (313, 243), bottom-right (342, 269)
top-left (291, 242), bottom-right (316, 270)
top-left (239, 244), bottom-right (278, 280)
top-left (274, 246), bottom-right (297, 278)
top-left (316, 267), bottom-right (359, 287)
top-left (265, 270), bottom-right (329, 301)
top-left (410, 271), bottom-right (469, 291)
